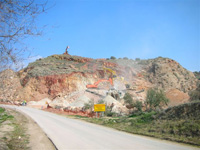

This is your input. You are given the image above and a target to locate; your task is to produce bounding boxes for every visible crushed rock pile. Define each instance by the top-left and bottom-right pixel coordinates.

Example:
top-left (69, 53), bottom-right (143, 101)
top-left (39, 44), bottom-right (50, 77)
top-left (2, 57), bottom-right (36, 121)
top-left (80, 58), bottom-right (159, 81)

top-left (102, 95), bottom-right (129, 115)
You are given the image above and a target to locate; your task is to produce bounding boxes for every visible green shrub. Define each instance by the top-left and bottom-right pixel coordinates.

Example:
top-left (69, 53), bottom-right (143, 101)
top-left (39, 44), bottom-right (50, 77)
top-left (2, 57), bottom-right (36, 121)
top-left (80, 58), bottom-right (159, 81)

top-left (0, 107), bottom-right (14, 124)
top-left (124, 93), bottom-right (134, 108)
top-left (133, 101), bottom-right (143, 112)
top-left (145, 89), bottom-right (169, 111)
top-left (194, 71), bottom-right (200, 80)
top-left (105, 105), bottom-right (118, 117)
top-left (83, 100), bottom-right (94, 111)
top-left (189, 84), bottom-right (200, 101)
top-left (135, 58), bottom-right (140, 61)
top-left (136, 112), bottom-right (156, 123)
top-left (123, 57), bottom-right (128, 60)
top-left (189, 90), bottom-right (200, 101)
top-left (110, 56), bottom-right (116, 60)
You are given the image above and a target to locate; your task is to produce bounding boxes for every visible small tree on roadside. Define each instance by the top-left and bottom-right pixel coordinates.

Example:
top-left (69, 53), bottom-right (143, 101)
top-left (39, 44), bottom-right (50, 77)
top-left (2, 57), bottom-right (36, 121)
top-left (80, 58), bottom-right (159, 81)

top-left (145, 88), bottom-right (169, 111)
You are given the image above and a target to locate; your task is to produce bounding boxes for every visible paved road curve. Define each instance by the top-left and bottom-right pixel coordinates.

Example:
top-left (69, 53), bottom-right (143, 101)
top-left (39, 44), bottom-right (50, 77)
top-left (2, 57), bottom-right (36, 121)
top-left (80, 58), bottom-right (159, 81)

top-left (1, 105), bottom-right (199, 150)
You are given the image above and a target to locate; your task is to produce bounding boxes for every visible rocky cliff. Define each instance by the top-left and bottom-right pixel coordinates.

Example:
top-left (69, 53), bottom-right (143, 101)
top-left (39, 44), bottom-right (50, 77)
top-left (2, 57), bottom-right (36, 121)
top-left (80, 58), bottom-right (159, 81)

top-left (0, 55), bottom-right (198, 112)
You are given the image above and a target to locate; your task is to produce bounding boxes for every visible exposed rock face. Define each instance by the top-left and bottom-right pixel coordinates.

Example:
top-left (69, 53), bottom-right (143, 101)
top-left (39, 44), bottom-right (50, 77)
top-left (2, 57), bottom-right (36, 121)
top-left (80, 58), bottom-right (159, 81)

top-left (0, 55), bottom-right (197, 113)
top-left (166, 89), bottom-right (190, 106)
top-left (146, 57), bottom-right (197, 92)
top-left (18, 73), bottom-right (91, 101)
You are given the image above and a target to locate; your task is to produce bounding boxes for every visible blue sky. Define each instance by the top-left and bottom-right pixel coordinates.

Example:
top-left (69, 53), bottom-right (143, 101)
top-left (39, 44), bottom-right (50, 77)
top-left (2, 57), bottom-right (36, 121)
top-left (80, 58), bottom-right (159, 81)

top-left (25, 0), bottom-right (200, 71)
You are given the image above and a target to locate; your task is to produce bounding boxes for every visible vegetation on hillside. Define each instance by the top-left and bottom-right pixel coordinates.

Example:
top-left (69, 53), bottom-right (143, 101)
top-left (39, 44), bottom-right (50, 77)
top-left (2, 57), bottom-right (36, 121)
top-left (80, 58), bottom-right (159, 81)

top-left (145, 88), bottom-right (169, 111)
top-left (124, 93), bottom-right (143, 113)
top-left (76, 101), bottom-right (200, 146)
top-left (189, 78), bottom-right (200, 101)
top-left (194, 71), bottom-right (200, 80)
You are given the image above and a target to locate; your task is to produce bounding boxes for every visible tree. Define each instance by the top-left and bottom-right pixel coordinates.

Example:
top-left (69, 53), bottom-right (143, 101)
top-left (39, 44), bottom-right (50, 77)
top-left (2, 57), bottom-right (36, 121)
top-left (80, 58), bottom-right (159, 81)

top-left (133, 100), bottom-right (143, 112)
top-left (123, 57), bottom-right (128, 60)
top-left (110, 56), bottom-right (116, 60)
top-left (0, 0), bottom-right (48, 71)
top-left (124, 92), bottom-right (134, 108)
top-left (145, 88), bottom-right (169, 111)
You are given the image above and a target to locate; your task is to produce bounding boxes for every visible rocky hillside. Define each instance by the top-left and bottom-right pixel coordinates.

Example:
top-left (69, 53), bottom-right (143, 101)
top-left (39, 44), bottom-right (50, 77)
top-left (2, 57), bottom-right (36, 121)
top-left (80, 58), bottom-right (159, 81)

top-left (0, 55), bottom-right (197, 113)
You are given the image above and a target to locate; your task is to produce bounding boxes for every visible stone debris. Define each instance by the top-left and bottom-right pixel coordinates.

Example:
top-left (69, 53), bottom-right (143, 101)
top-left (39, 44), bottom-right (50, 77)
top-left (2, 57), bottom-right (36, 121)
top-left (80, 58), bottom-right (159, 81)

top-left (69, 95), bottom-right (90, 108)
top-left (49, 97), bottom-right (69, 108)
top-left (102, 95), bottom-right (129, 115)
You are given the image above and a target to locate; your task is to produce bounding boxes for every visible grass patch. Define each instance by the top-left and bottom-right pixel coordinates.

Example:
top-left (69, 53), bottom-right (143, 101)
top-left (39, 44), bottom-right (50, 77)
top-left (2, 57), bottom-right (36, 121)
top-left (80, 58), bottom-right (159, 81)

top-left (6, 121), bottom-right (29, 150)
top-left (0, 107), bottom-right (29, 150)
top-left (75, 110), bottom-right (200, 146)
top-left (0, 107), bottom-right (14, 124)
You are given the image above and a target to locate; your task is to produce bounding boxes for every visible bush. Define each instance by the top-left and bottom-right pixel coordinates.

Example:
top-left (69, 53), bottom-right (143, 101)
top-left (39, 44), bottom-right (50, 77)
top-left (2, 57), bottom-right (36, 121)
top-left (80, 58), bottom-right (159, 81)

top-left (145, 88), bottom-right (169, 111)
top-left (189, 90), bottom-right (200, 101)
top-left (123, 57), bottom-right (128, 60)
top-left (189, 84), bottom-right (200, 101)
top-left (110, 56), bottom-right (116, 60)
top-left (135, 58), bottom-right (140, 61)
top-left (194, 71), bottom-right (200, 80)
top-left (83, 100), bottom-right (94, 111)
top-left (133, 101), bottom-right (143, 112)
top-left (104, 105), bottom-right (118, 117)
top-left (124, 93), bottom-right (134, 108)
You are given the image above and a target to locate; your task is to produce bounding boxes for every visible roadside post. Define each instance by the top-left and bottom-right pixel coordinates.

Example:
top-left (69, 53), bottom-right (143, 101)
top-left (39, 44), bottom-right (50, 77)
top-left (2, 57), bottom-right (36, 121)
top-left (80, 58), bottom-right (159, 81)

top-left (94, 104), bottom-right (106, 118)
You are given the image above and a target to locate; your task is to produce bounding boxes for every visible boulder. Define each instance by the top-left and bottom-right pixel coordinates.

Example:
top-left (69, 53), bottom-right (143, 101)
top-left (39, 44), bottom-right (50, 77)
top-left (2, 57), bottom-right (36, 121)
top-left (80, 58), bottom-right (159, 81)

top-left (69, 95), bottom-right (90, 108)
top-left (103, 95), bottom-right (128, 115)
top-left (49, 97), bottom-right (69, 108)
top-left (27, 98), bottom-right (52, 109)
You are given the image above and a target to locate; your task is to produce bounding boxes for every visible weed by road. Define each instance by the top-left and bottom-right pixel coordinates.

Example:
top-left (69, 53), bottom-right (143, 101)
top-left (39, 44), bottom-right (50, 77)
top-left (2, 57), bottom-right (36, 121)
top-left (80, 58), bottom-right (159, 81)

top-left (0, 107), bottom-right (29, 150)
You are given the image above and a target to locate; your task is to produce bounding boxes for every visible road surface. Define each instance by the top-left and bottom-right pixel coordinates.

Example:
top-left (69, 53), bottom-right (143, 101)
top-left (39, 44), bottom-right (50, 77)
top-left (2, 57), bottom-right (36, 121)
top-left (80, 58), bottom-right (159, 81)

top-left (1, 105), bottom-right (199, 150)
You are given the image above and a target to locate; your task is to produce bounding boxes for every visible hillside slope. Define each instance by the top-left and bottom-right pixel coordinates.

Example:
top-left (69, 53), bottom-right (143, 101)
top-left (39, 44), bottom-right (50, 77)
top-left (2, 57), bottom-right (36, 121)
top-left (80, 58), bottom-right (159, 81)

top-left (0, 55), bottom-right (197, 111)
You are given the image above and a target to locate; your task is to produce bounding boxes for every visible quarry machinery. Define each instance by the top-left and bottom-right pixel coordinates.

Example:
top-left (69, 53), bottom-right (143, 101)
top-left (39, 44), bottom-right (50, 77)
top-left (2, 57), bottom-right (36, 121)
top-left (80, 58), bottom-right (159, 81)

top-left (86, 67), bottom-right (116, 89)
top-left (86, 67), bottom-right (132, 90)
top-left (103, 67), bottom-right (133, 90)
top-left (86, 67), bottom-right (131, 100)
top-left (86, 78), bottom-right (113, 88)
top-left (103, 67), bottom-right (117, 78)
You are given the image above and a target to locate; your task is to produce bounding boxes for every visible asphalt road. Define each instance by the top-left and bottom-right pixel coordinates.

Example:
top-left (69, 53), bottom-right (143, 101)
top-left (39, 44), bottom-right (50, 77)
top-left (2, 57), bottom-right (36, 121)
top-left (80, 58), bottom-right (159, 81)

top-left (1, 105), bottom-right (199, 150)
